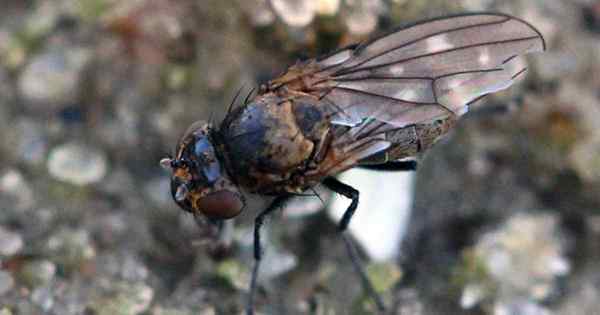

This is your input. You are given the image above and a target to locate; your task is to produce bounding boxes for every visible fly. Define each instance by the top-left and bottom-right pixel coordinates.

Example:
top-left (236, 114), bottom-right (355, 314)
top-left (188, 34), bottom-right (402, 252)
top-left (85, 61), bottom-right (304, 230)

top-left (161, 13), bottom-right (546, 314)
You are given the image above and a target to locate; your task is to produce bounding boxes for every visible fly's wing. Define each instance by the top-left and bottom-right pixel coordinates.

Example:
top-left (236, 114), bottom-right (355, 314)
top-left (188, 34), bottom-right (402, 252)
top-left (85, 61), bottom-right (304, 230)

top-left (299, 13), bottom-right (545, 128)
top-left (266, 13), bottom-right (545, 175)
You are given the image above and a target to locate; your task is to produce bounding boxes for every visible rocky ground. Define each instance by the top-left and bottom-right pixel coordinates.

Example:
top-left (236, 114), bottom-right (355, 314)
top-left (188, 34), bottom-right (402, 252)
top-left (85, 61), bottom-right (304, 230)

top-left (0, 0), bottom-right (599, 314)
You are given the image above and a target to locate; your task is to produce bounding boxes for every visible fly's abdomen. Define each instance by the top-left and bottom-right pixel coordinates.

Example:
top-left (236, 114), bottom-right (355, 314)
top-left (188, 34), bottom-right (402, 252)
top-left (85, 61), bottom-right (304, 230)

top-left (359, 115), bottom-right (457, 164)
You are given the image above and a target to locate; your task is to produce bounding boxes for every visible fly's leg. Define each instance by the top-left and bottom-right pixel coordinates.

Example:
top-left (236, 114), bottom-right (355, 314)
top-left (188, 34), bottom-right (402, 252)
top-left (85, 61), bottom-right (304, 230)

top-left (359, 160), bottom-right (418, 172)
top-left (322, 177), bottom-right (386, 313)
top-left (246, 196), bottom-right (288, 315)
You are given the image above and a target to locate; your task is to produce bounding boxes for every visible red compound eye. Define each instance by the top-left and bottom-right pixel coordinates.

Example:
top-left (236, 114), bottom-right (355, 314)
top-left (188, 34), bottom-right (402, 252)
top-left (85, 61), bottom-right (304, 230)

top-left (197, 190), bottom-right (244, 220)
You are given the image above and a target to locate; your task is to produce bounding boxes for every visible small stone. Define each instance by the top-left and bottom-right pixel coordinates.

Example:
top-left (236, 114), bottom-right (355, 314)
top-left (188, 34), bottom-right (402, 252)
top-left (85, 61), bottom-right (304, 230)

top-left (457, 213), bottom-right (570, 309)
top-left (0, 169), bottom-right (35, 211)
top-left (14, 118), bottom-right (48, 166)
top-left (47, 143), bottom-right (108, 186)
top-left (344, 0), bottom-right (382, 35)
top-left (242, 0), bottom-right (275, 27)
top-left (46, 228), bottom-right (96, 271)
top-left (120, 256), bottom-right (149, 282)
top-left (316, 0), bottom-right (340, 16)
top-left (270, 0), bottom-right (316, 27)
top-left (91, 282), bottom-right (154, 315)
top-left (395, 288), bottom-right (424, 315)
top-left (569, 135), bottom-right (600, 183)
top-left (0, 271), bottom-right (15, 296)
top-left (97, 254), bottom-right (149, 282)
top-left (31, 287), bottom-right (54, 312)
top-left (460, 284), bottom-right (487, 309)
top-left (19, 47), bottom-right (91, 111)
top-left (19, 259), bottom-right (57, 288)
top-left (0, 226), bottom-right (23, 257)
top-left (494, 299), bottom-right (551, 315)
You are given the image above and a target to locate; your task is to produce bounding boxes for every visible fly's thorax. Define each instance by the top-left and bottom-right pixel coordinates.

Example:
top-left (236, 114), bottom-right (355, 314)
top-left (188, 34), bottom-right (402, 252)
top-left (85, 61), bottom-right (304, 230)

top-left (161, 122), bottom-right (244, 220)
top-left (221, 95), bottom-right (331, 194)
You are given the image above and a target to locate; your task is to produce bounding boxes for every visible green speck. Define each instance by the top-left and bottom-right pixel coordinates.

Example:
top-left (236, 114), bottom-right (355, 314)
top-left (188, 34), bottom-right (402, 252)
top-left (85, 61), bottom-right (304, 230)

top-left (75, 0), bottom-right (112, 22)
top-left (216, 258), bottom-right (248, 289)
top-left (366, 262), bottom-right (402, 293)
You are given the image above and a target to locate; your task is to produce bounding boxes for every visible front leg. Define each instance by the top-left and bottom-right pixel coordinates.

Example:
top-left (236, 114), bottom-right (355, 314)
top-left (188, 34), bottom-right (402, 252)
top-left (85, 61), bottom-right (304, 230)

top-left (322, 177), bottom-right (386, 313)
top-left (246, 196), bottom-right (289, 315)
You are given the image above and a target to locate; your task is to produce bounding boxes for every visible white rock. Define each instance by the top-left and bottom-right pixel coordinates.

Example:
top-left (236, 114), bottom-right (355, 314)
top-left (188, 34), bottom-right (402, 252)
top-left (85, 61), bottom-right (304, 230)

top-left (271, 0), bottom-right (316, 27)
top-left (0, 226), bottom-right (23, 257)
top-left (47, 143), bottom-right (108, 186)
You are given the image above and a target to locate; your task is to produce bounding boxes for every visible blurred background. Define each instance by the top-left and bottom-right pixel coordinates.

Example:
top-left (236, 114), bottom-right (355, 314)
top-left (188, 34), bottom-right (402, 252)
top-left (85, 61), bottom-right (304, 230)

top-left (0, 0), bottom-right (597, 314)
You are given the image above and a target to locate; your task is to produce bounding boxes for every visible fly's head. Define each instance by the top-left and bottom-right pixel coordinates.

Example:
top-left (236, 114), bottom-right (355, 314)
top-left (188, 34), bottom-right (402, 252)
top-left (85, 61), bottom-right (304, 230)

top-left (161, 122), bottom-right (244, 220)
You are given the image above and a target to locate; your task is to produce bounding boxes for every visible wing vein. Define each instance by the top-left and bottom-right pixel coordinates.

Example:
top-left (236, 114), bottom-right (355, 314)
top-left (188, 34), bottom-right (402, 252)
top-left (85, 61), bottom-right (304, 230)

top-left (341, 17), bottom-right (511, 73)
top-left (335, 36), bottom-right (541, 77)
top-left (333, 86), bottom-right (436, 106)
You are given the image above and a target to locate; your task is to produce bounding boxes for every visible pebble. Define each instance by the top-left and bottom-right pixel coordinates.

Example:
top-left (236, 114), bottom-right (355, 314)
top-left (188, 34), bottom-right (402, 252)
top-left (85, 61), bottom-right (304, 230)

top-left (19, 259), bottom-right (56, 288)
top-left (0, 226), bottom-right (23, 257)
top-left (458, 213), bottom-right (570, 309)
top-left (45, 228), bottom-right (96, 271)
top-left (0, 271), bottom-right (14, 296)
top-left (270, 0), bottom-right (316, 27)
top-left (569, 136), bottom-right (600, 183)
top-left (344, 0), bottom-right (381, 35)
top-left (14, 118), bottom-right (48, 166)
top-left (494, 299), bottom-right (551, 315)
top-left (18, 47), bottom-right (91, 111)
top-left (97, 254), bottom-right (149, 282)
top-left (91, 282), bottom-right (154, 315)
top-left (316, 0), bottom-right (340, 16)
top-left (0, 169), bottom-right (35, 211)
top-left (241, 0), bottom-right (275, 27)
top-left (47, 142), bottom-right (108, 186)
top-left (31, 286), bottom-right (54, 312)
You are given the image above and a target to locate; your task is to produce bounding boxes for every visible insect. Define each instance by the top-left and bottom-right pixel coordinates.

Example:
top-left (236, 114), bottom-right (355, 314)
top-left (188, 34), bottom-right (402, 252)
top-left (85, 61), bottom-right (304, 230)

top-left (161, 13), bottom-right (545, 314)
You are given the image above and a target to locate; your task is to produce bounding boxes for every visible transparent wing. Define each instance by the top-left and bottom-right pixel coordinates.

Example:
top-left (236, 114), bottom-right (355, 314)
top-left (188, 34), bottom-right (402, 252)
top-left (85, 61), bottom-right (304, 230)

top-left (311, 13), bottom-right (545, 127)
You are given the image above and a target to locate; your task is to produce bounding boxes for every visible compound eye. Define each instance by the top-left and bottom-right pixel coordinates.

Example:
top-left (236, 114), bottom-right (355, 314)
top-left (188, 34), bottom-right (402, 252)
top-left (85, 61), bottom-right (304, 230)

top-left (193, 138), bottom-right (220, 183)
top-left (202, 161), bottom-right (220, 184)
top-left (197, 190), bottom-right (244, 220)
top-left (194, 137), bottom-right (211, 156)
